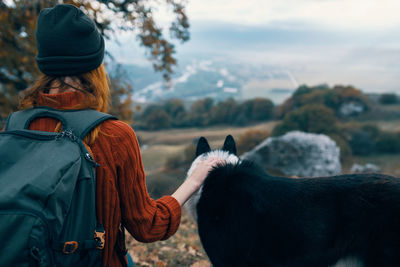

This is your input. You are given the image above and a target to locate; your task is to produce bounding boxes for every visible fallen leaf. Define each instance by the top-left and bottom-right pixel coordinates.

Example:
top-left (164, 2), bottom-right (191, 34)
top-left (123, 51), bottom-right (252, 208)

top-left (178, 243), bottom-right (186, 252)
top-left (155, 261), bottom-right (167, 267)
top-left (190, 260), bottom-right (211, 267)
top-left (188, 246), bottom-right (197, 256)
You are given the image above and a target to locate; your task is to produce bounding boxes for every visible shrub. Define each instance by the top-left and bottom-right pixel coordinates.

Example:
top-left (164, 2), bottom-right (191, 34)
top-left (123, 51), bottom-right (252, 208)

top-left (348, 130), bottom-right (376, 155)
top-left (236, 129), bottom-right (270, 155)
top-left (327, 133), bottom-right (352, 162)
top-left (379, 93), bottom-right (398, 105)
top-left (272, 104), bottom-right (338, 136)
top-left (339, 123), bottom-right (400, 155)
top-left (278, 84), bottom-right (370, 118)
top-left (278, 84), bottom-right (328, 118)
top-left (376, 132), bottom-right (400, 153)
top-left (339, 123), bottom-right (380, 156)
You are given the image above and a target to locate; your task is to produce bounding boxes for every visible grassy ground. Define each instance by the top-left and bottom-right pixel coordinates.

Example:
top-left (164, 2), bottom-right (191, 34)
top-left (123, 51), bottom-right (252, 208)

top-left (374, 120), bottom-right (400, 132)
top-left (127, 212), bottom-right (210, 267)
top-left (127, 120), bottom-right (400, 266)
top-left (137, 122), bottom-right (277, 167)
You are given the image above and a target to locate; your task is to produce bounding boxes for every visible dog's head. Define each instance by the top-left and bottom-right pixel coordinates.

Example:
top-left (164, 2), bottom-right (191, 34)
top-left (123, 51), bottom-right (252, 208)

top-left (187, 135), bottom-right (240, 179)
top-left (185, 135), bottom-right (240, 220)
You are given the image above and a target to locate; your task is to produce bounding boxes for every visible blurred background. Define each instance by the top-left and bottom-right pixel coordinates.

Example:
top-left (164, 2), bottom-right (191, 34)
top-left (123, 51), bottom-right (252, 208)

top-left (1, 1), bottom-right (399, 266)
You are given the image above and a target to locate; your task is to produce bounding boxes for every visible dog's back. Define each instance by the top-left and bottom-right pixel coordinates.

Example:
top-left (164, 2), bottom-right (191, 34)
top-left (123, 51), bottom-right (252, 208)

top-left (187, 136), bottom-right (400, 267)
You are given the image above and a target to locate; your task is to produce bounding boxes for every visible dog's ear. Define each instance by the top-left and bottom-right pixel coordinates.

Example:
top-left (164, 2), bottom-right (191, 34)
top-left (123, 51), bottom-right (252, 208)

top-left (196, 137), bottom-right (211, 157)
top-left (222, 135), bottom-right (237, 155)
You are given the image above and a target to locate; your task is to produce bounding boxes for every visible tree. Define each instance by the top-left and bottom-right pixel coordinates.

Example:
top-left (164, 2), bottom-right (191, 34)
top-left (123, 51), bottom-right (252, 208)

top-left (239, 98), bottom-right (274, 122)
top-left (108, 64), bottom-right (134, 123)
top-left (163, 98), bottom-right (186, 127)
top-left (186, 98), bottom-right (214, 126)
top-left (272, 104), bottom-right (338, 136)
top-left (0, 0), bottom-right (190, 116)
top-left (210, 98), bottom-right (238, 125)
top-left (141, 104), bottom-right (171, 130)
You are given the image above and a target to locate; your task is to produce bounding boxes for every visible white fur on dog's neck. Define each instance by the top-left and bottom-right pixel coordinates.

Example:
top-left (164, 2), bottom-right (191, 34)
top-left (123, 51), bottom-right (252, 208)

top-left (184, 150), bottom-right (240, 221)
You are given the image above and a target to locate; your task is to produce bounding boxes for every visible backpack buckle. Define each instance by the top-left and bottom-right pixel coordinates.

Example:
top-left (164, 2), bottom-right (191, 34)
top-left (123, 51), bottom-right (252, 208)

top-left (94, 230), bottom-right (105, 250)
top-left (63, 241), bottom-right (78, 254)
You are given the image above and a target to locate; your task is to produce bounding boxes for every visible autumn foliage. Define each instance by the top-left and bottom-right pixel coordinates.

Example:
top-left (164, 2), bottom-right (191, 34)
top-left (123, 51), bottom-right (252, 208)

top-left (0, 0), bottom-right (190, 120)
top-left (278, 84), bottom-right (370, 118)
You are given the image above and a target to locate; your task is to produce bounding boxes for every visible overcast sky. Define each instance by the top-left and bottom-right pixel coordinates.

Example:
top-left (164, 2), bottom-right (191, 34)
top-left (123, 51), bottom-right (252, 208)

top-left (109, 0), bottom-right (400, 93)
top-left (182, 0), bottom-right (400, 30)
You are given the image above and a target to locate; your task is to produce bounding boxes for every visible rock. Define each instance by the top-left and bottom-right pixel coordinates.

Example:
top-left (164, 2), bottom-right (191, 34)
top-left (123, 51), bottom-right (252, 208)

top-left (350, 163), bottom-right (381, 173)
top-left (242, 131), bottom-right (341, 177)
top-left (338, 102), bottom-right (365, 117)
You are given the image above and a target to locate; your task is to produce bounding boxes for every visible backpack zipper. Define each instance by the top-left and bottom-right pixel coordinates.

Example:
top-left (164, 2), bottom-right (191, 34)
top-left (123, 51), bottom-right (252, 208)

top-left (56, 129), bottom-right (77, 142)
top-left (1, 130), bottom-right (100, 167)
top-left (57, 130), bottom-right (100, 167)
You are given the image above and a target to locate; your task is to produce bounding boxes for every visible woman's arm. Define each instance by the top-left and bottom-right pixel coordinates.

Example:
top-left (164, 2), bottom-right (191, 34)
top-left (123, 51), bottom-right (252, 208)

top-left (172, 157), bottom-right (223, 206)
top-left (113, 121), bottom-right (221, 242)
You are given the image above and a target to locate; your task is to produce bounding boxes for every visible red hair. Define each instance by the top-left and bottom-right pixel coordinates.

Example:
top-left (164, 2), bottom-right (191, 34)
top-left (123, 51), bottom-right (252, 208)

top-left (19, 64), bottom-right (110, 144)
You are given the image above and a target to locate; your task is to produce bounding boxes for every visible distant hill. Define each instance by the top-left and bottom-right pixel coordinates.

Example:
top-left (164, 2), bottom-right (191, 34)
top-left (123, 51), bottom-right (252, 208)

top-left (119, 59), bottom-right (297, 104)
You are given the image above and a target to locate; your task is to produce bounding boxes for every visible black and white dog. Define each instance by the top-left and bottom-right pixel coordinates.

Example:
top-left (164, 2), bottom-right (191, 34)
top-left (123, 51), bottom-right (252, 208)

top-left (185, 135), bottom-right (400, 267)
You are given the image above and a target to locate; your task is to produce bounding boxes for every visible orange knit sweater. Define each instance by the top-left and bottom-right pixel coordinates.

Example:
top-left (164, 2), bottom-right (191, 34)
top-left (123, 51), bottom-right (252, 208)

top-left (28, 91), bottom-right (181, 266)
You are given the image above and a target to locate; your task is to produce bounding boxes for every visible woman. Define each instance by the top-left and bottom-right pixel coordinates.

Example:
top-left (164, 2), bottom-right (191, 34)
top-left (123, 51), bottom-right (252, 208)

top-left (19, 4), bottom-right (221, 267)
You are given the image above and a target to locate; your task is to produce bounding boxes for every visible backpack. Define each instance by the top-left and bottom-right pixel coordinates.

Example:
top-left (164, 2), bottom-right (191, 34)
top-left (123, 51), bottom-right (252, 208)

top-left (0, 107), bottom-right (116, 266)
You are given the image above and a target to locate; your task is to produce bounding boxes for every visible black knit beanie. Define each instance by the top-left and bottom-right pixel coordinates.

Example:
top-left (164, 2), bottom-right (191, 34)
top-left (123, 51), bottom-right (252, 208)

top-left (35, 4), bottom-right (105, 76)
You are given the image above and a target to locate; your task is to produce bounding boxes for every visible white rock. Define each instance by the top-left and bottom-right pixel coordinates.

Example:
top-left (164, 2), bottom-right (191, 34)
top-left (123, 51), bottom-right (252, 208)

top-left (339, 102), bottom-right (365, 117)
top-left (350, 163), bottom-right (381, 173)
top-left (242, 131), bottom-right (342, 177)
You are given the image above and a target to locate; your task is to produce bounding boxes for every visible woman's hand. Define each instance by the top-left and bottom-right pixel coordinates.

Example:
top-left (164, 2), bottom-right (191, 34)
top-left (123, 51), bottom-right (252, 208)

top-left (172, 157), bottom-right (224, 206)
top-left (186, 157), bottom-right (224, 190)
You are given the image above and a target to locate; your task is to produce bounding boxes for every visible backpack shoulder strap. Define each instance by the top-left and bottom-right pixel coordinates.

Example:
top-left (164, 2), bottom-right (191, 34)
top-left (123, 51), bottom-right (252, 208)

top-left (5, 106), bottom-right (117, 139)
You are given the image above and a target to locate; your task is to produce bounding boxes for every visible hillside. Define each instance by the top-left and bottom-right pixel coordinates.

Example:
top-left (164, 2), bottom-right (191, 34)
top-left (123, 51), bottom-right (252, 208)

top-left (121, 60), bottom-right (296, 104)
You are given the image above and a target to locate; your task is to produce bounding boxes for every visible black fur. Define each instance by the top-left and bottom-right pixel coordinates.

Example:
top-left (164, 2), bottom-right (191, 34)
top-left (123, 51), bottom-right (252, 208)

top-left (194, 137), bottom-right (400, 267)
top-left (222, 135), bottom-right (237, 155)
top-left (196, 136), bottom-right (211, 157)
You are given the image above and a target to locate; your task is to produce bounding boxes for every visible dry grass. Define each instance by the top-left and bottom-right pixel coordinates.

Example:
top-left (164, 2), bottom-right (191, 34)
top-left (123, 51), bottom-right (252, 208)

top-left (141, 145), bottom-right (187, 173)
top-left (374, 120), bottom-right (400, 132)
top-left (343, 154), bottom-right (400, 177)
top-left (136, 121), bottom-right (278, 146)
top-left (137, 121), bottom-right (277, 174)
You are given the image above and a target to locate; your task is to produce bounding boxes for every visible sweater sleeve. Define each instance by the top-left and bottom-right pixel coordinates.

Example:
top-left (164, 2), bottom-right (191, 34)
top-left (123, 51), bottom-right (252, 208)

top-left (111, 121), bottom-right (181, 242)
